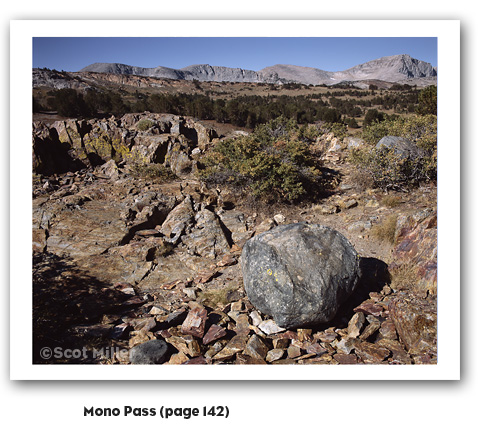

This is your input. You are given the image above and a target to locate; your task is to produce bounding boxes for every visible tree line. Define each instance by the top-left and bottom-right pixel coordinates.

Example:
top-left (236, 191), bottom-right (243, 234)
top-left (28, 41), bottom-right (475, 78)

top-left (35, 85), bottom-right (435, 128)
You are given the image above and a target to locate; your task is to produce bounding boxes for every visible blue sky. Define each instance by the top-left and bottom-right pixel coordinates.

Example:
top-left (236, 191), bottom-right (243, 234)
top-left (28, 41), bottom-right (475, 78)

top-left (33, 37), bottom-right (437, 72)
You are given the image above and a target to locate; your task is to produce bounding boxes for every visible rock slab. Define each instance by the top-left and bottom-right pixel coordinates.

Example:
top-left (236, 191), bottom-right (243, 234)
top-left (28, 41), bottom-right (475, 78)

top-left (242, 223), bottom-right (360, 329)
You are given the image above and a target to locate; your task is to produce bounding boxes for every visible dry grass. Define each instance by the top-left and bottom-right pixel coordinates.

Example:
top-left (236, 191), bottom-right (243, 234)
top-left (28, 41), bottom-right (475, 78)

top-left (390, 263), bottom-right (420, 292)
top-left (371, 214), bottom-right (398, 244)
top-left (380, 194), bottom-right (402, 208)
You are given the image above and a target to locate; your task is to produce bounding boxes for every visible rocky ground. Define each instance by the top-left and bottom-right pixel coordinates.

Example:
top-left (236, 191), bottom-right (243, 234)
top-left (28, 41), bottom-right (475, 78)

top-left (32, 112), bottom-right (437, 365)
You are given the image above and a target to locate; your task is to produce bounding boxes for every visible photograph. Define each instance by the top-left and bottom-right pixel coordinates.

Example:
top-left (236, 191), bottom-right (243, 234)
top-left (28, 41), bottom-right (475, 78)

top-left (31, 35), bottom-right (440, 368)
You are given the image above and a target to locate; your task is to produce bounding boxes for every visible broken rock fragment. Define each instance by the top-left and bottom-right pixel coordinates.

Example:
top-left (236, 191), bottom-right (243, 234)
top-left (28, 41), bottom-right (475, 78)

top-left (180, 305), bottom-right (208, 338)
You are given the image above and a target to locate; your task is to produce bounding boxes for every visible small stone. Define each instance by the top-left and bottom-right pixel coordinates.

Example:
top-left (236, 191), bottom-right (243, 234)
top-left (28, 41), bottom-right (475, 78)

top-left (113, 282), bottom-right (136, 295)
top-left (101, 314), bottom-right (121, 324)
top-left (135, 229), bottom-right (162, 237)
top-left (168, 351), bottom-right (190, 364)
top-left (110, 322), bottom-right (131, 340)
top-left (235, 313), bottom-right (251, 337)
top-left (333, 353), bottom-right (358, 364)
top-left (202, 324), bottom-right (227, 345)
top-left (344, 199), bottom-right (358, 209)
top-left (122, 296), bottom-right (147, 307)
top-left (382, 285), bottom-right (393, 296)
top-left (369, 292), bottom-right (383, 301)
top-left (272, 338), bottom-right (290, 349)
top-left (205, 341), bottom-right (225, 359)
top-left (235, 353), bottom-right (267, 365)
top-left (217, 254), bottom-right (237, 267)
top-left (182, 288), bottom-right (198, 299)
top-left (360, 315), bottom-right (382, 341)
top-left (129, 317), bottom-right (157, 332)
top-left (376, 339), bottom-right (412, 364)
top-left (347, 312), bottom-right (366, 338)
top-left (299, 354), bottom-right (335, 364)
top-left (181, 306), bottom-right (207, 338)
top-left (230, 301), bottom-right (244, 312)
top-left (304, 342), bottom-right (327, 356)
top-left (316, 331), bottom-right (337, 343)
top-left (335, 337), bottom-right (357, 355)
top-left (194, 270), bottom-right (215, 284)
top-left (166, 335), bottom-right (189, 353)
top-left (258, 319), bottom-right (286, 335)
top-left (149, 305), bottom-right (169, 315)
top-left (266, 349), bottom-right (285, 362)
top-left (227, 310), bottom-right (241, 322)
top-left (156, 310), bottom-right (187, 328)
top-left (295, 353), bottom-right (316, 361)
top-left (243, 334), bottom-right (269, 360)
top-left (249, 310), bottom-right (263, 327)
top-left (255, 218), bottom-right (275, 234)
top-left (183, 356), bottom-right (208, 365)
top-left (297, 328), bottom-right (313, 342)
top-left (129, 339), bottom-right (170, 364)
top-left (273, 213), bottom-right (286, 224)
top-left (212, 335), bottom-right (248, 361)
top-left (287, 345), bottom-right (301, 359)
top-left (379, 319), bottom-right (398, 340)
top-left (128, 330), bottom-right (156, 348)
top-left (161, 279), bottom-right (184, 290)
top-left (354, 340), bottom-right (390, 364)
top-left (186, 339), bottom-right (201, 357)
top-left (353, 301), bottom-right (384, 317)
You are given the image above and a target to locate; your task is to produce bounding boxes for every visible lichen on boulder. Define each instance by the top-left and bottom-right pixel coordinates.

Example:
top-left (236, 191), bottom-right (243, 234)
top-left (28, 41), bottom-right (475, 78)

top-left (241, 223), bottom-right (361, 329)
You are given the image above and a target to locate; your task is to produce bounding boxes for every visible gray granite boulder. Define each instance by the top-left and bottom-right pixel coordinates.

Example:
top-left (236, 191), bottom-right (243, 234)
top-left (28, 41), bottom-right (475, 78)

top-left (242, 223), bottom-right (360, 329)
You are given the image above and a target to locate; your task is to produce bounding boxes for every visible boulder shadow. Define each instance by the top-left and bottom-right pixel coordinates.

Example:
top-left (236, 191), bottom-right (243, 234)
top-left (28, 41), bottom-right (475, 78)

top-left (309, 256), bottom-right (391, 331)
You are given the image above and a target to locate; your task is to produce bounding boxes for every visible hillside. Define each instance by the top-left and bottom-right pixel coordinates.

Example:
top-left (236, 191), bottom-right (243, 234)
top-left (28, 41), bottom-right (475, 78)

top-left (32, 110), bottom-right (437, 365)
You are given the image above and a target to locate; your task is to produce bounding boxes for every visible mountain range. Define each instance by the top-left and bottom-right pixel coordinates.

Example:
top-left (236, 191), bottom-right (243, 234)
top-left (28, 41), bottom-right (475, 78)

top-left (79, 54), bottom-right (436, 86)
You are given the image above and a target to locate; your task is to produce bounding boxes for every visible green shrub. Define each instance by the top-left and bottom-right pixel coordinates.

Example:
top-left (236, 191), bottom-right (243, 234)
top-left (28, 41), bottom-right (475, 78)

top-left (352, 114), bottom-right (437, 190)
top-left (322, 122), bottom-right (348, 139)
top-left (137, 119), bottom-right (156, 132)
top-left (130, 163), bottom-right (176, 182)
top-left (349, 142), bottom-right (435, 191)
top-left (417, 85), bottom-right (437, 116)
top-left (362, 114), bottom-right (437, 149)
top-left (199, 117), bottom-right (323, 203)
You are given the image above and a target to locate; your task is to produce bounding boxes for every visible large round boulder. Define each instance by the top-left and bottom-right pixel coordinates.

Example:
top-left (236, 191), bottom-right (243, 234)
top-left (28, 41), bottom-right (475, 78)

top-left (242, 223), bottom-right (361, 329)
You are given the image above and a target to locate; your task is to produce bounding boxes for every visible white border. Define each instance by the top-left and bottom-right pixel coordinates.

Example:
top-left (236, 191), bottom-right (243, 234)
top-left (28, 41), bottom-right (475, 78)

top-left (10, 20), bottom-right (460, 380)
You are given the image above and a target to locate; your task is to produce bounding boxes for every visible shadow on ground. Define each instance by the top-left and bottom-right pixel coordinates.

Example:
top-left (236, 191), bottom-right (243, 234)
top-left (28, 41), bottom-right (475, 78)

top-left (32, 252), bottom-right (141, 364)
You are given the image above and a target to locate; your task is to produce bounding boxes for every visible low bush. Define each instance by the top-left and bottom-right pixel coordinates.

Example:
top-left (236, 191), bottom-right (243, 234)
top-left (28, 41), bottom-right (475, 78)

top-left (351, 114), bottom-right (437, 190)
top-left (130, 163), bottom-right (176, 182)
top-left (137, 119), bottom-right (156, 132)
top-left (199, 116), bottom-right (323, 203)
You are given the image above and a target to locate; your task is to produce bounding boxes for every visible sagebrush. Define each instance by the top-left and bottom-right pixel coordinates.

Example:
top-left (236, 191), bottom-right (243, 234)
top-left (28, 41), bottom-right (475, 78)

top-left (199, 116), bottom-right (324, 202)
